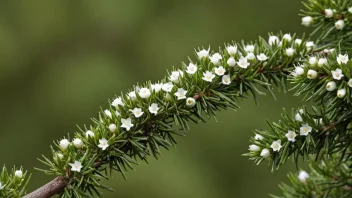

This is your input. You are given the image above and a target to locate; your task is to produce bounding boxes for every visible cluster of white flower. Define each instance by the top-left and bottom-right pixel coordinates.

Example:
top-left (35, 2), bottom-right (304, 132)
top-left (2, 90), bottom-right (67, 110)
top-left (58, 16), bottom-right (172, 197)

top-left (302, 7), bottom-right (349, 30)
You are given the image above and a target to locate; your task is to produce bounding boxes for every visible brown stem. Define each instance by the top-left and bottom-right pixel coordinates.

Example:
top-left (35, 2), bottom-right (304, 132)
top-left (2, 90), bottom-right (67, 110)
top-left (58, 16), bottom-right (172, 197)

top-left (23, 176), bottom-right (69, 198)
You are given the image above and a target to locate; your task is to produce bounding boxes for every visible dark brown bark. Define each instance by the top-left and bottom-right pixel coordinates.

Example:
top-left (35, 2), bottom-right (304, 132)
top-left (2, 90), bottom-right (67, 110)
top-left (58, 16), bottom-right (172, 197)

top-left (23, 176), bottom-right (69, 198)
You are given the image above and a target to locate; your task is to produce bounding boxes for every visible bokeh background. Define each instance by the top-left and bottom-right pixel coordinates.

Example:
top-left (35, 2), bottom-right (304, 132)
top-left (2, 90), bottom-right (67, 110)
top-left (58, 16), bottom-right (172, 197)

top-left (0, 0), bottom-right (308, 197)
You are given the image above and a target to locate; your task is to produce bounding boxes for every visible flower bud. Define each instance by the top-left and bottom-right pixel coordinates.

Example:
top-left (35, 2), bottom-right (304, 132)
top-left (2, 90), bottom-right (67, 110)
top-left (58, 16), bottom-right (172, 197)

top-left (286, 48), bottom-right (295, 57)
top-left (335, 20), bottom-right (345, 30)
top-left (59, 139), bottom-right (70, 150)
top-left (249, 145), bottom-right (260, 151)
top-left (227, 57), bottom-right (236, 67)
top-left (260, 148), bottom-right (270, 158)
top-left (73, 138), bottom-right (84, 149)
top-left (85, 130), bottom-right (94, 138)
top-left (337, 88), bottom-right (346, 98)
top-left (307, 70), bottom-right (318, 79)
top-left (109, 124), bottom-right (117, 132)
top-left (186, 97), bottom-right (196, 108)
top-left (325, 9), bottom-right (333, 18)
top-left (301, 16), bottom-right (313, 27)
top-left (298, 170), bottom-right (309, 183)
top-left (326, 81), bottom-right (336, 91)
top-left (15, 170), bottom-right (23, 178)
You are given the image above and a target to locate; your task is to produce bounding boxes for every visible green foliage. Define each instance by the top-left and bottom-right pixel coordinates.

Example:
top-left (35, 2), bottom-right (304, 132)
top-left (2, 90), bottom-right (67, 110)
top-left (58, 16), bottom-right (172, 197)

top-left (0, 166), bottom-right (30, 198)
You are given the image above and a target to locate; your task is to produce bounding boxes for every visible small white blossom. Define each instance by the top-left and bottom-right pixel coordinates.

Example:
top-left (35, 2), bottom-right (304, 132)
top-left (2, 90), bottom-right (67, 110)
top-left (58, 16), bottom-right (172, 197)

top-left (197, 48), bottom-right (209, 59)
top-left (298, 170), bottom-right (310, 183)
top-left (246, 53), bottom-right (255, 60)
top-left (282, 34), bottom-right (292, 42)
top-left (174, 88), bottom-right (188, 100)
top-left (337, 54), bottom-right (349, 65)
top-left (69, 161), bottom-right (83, 172)
top-left (227, 57), bottom-right (236, 67)
top-left (186, 63), bottom-right (198, 74)
top-left (111, 97), bottom-right (124, 108)
top-left (121, 118), bottom-right (134, 131)
top-left (59, 139), bottom-right (70, 150)
top-left (237, 57), bottom-right (250, 69)
top-left (337, 88), bottom-right (346, 98)
top-left (271, 140), bottom-right (282, 152)
top-left (222, 74), bottom-right (231, 85)
top-left (138, 88), bottom-right (151, 99)
top-left (292, 66), bottom-right (304, 77)
top-left (249, 144), bottom-right (260, 151)
top-left (149, 103), bottom-right (160, 115)
top-left (210, 53), bottom-right (222, 65)
top-left (260, 148), bottom-right (270, 158)
top-left (151, 83), bottom-right (162, 93)
top-left (186, 97), bottom-right (196, 108)
top-left (331, 68), bottom-right (344, 80)
top-left (349, 7), bottom-right (352, 13)
top-left (244, 45), bottom-right (255, 52)
top-left (300, 123), bottom-right (312, 136)
top-left (285, 130), bottom-right (297, 142)
top-left (318, 58), bottom-right (327, 67)
top-left (115, 111), bottom-right (120, 117)
top-left (254, 134), bottom-right (264, 140)
top-left (108, 124), bottom-right (117, 132)
top-left (309, 56), bottom-right (317, 66)
top-left (268, 36), bottom-right (280, 46)
top-left (169, 71), bottom-right (181, 82)
top-left (302, 16), bottom-right (313, 27)
top-left (306, 41), bottom-right (315, 51)
top-left (15, 170), bottom-right (23, 178)
top-left (324, 9), bottom-right (333, 18)
top-left (57, 153), bottom-right (63, 159)
top-left (73, 138), bottom-right (84, 149)
top-left (227, 45), bottom-right (237, 55)
top-left (335, 20), bottom-right (345, 30)
top-left (128, 91), bottom-right (137, 101)
top-left (348, 79), bottom-right (352, 87)
top-left (326, 81), bottom-right (337, 91)
top-left (257, 53), bottom-right (268, 61)
top-left (98, 138), bottom-right (109, 150)
top-left (162, 82), bottom-right (174, 92)
top-left (202, 71), bottom-right (216, 82)
top-left (307, 70), bottom-right (318, 79)
top-left (295, 39), bottom-right (302, 45)
top-left (130, 108), bottom-right (144, 118)
top-left (86, 130), bottom-right (94, 138)
top-left (295, 112), bottom-right (303, 122)
top-left (104, 109), bottom-right (112, 118)
top-left (286, 48), bottom-right (295, 57)
top-left (214, 66), bottom-right (226, 76)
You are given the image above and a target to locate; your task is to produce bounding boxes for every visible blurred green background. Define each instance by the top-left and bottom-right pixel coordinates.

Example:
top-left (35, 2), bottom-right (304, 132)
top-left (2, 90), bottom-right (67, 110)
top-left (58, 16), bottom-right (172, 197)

top-left (0, 0), bottom-right (308, 197)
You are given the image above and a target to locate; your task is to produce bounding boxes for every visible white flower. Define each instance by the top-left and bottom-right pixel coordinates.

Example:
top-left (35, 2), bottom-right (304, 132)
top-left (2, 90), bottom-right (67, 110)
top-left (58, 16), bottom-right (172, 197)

top-left (257, 53), bottom-right (268, 61)
top-left (306, 41), bottom-right (315, 51)
top-left (254, 134), bottom-right (264, 140)
top-left (309, 56), bottom-right (317, 66)
top-left (130, 108), bottom-right (144, 118)
top-left (149, 103), bottom-right (160, 115)
top-left (295, 39), bottom-right (302, 45)
top-left (186, 97), bottom-right (196, 108)
top-left (121, 118), bottom-right (134, 131)
top-left (337, 54), bottom-right (349, 65)
top-left (237, 57), bottom-right (250, 68)
top-left (318, 58), bottom-right (327, 67)
top-left (292, 66), bottom-right (304, 77)
top-left (210, 53), bottom-right (222, 65)
top-left (108, 124), bottom-right (117, 132)
top-left (73, 138), bottom-right (84, 149)
top-left (128, 91), bottom-right (137, 101)
top-left (268, 35), bottom-right (280, 46)
top-left (227, 57), bottom-right (236, 67)
top-left (69, 161), bottom-right (83, 172)
top-left (115, 111), bottom-right (120, 117)
top-left (349, 7), bottom-right (352, 13)
top-left (0, 182), bottom-right (4, 190)
top-left (57, 153), bottom-right (64, 159)
top-left (348, 79), bottom-right (352, 87)
top-left (202, 71), bottom-right (216, 82)
top-left (186, 63), bottom-right (198, 74)
top-left (59, 139), bottom-right (70, 150)
top-left (249, 144), bottom-right (260, 151)
top-left (111, 97), bottom-right (124, 108)
top-left (286, 48), bottom-right (295, 57)
top-left (326, 81), bottom-right (337, 91)
top-left (162, 82), bottom-right (174, 92)
top-left (295, 112), bottom-right (303, 122)
top-left (307, 70), bottom-right (318, 79)
top-left (300, 123), bottom-right (312, 136)
top-left (282, 34), bottom-right (292, 42)
top-left (222, 74), bottom-right (231, 85)
top-left (331, 68), bottom-right (344, 80)
top-left (214, 66), bottom-right (226, 76)
top-left (151, 83), bottom-right (162, 93)
top-left (98, 138), bottom-right (109, 150)
top-left (260, 148), bottom-right (270, 158)
top-left (246, 53), bottom-right (255, 60)
top-left (285, 130), bottom-right (297, 142)
top-left (244, 45), bottom-right (254, 52)
top-left (138, 88), bottom-right (151, 98)
top-left (169, 71), bottom-right (181, 82)
top-left (298, 170), bottom-right (309, 183)
top-left (270, 140), bottom-right (282, 152)
top-left (325, 9), bottom-right (334, 18)
top-left (337, 88), bottom-right (346, 98)
top-left (86, 130), bottom-right (94, 138)
top-left (174, 88), bottom-right (188, 100)
top-left (104, 109), bottom-right (112, 118)
top-left (15, 170), bottom-right (23, 178)
top-left (335, 20), bottom-right (345, 30)
top-left (197, 48), bottom-right (209, 59)
top-left (302, 16), bottom-right (313, 27)
top-left (227, 45), bottom-right (237, 55)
